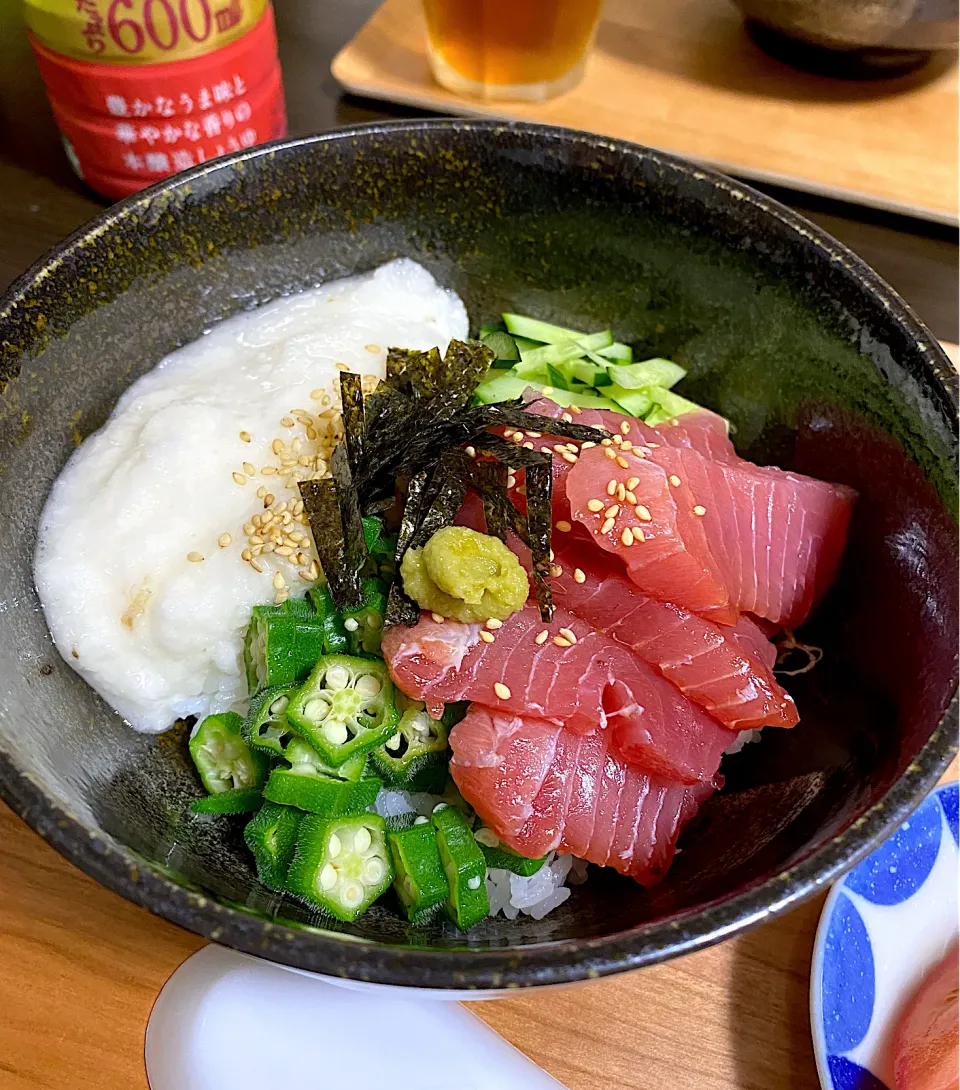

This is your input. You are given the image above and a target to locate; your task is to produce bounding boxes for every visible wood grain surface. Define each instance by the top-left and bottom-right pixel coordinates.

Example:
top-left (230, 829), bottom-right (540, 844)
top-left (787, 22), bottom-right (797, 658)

top-left (331, 0), bottom-right (959, 225)
top-left (3, 754), bottom-right (957, 1089)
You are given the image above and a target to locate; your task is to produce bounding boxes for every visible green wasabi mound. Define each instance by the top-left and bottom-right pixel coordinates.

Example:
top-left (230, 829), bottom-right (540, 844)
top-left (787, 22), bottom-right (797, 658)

top-left (400, 526), bottom-right (528, 624)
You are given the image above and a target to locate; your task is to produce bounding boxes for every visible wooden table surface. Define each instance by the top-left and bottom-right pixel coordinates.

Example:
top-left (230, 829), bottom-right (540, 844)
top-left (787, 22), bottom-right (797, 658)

top-left (0, 2), bottom-right (957, 1087)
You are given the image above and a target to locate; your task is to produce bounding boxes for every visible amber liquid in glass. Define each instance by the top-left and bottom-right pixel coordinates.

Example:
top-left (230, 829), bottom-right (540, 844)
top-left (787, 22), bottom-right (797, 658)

top-left (423, 0), bottom-right (603, 101)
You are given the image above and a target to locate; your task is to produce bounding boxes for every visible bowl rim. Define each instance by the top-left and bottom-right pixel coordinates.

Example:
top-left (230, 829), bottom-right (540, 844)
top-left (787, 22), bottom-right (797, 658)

top-left (1, 117), bottom-right (957, 990)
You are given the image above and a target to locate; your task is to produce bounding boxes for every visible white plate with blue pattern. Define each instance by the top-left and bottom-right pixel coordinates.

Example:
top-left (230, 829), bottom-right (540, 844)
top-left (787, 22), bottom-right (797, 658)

top-left (810, 780), bottom-right (958, 1090)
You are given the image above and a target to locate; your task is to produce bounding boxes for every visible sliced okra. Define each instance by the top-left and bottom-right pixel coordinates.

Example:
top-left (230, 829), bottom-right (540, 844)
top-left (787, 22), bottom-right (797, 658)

top-left (432, 804), bottom-right (490, 931)
top-left (243, 605), bottom-right (326, 697)
top-left (387, 821), bottom-right (449, 920)
top-left (263, 767), bottom-right (381, 816)
top-left (188, 712), bottom-right (268, 795)
top-left (244, 802), bottom-right (303, 889)
top-left (286, 655), bottom-right (399, 766)
top-left (286, 813), bottom-right (394, 921)
top-left (191, 786), bottom-right (263, 815)
top-left (369, 701), bottom-right (450, 792)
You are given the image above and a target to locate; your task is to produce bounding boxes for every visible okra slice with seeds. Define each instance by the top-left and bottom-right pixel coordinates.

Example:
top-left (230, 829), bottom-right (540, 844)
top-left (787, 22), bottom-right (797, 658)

top-left (387, 821), bottom-right (449, 920)
top-left (189, 712), bottom-right (268, 795)
top-left (341, 577), bottom-right (387, 658)
top-left (286, 813), bottom-right (394, 921)
top-left (431, 803), bottom-right (490, 931)
top-left (242, 685), bottom-right (297, 756)
top-left (369, 701), bottom-right (450, 792)
top-left (191, 786), bottom-right (263, 815)
top-left (287, 654), bottom-right (399, 766)
top-left (243, 605), bottom-right (327, 697)
top-left (244, 802), bottom-right (303, 889)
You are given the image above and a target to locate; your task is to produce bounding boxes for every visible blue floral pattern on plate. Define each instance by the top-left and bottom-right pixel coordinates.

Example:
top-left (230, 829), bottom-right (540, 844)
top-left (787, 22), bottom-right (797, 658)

top-left (811, 782), bottom-right (959, 1090)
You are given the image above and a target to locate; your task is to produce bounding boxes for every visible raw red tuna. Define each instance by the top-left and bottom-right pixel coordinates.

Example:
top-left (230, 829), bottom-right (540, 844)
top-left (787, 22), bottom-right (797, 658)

top-left (565, 426), bottom-right (855, 628)
top-left (566, 443), bottom-right (737, 621)
top-left (549, 537), bottom-right (798, 730)
top-left (382, 604), bottom-right (738, 784)
top-left (449, 705), bottom-right (715, 884)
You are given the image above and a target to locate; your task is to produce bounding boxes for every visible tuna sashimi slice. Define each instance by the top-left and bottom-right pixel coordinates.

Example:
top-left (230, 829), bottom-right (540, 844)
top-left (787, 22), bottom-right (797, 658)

top-left (549, 538), bottom-right (798, 731)
top-left (449, 705), bottom-right (716, 885)
top-left (382, 604), bottom-right (738, 784)
top-left (565, 443), bottom-right (736, 622)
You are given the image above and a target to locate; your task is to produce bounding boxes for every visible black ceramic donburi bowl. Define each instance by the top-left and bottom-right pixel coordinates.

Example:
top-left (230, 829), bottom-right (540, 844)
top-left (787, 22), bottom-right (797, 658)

top-left (0, 121), bottom-right (956, 990)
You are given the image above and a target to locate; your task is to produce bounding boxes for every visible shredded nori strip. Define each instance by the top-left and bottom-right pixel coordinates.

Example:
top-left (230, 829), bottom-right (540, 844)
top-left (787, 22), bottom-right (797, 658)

top-left (409, 453), bottom-right (468, 550)
top-left (474, 438), bottom-right (555, 621)
top-left (479, 403), bottom-right (607, 443)
top-left (298, 478), bottom-right (362, 608)
top-left (436, 340), bottom-right (493, 416)
top-left (339, 371), bottom-right (365, 474)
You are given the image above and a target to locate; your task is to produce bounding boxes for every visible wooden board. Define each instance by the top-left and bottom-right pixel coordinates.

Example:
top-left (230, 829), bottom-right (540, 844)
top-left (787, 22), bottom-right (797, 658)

top-left (331, 0), bottom-right (959, 226)
top-left (2, 748), bottom-right (956, 1089)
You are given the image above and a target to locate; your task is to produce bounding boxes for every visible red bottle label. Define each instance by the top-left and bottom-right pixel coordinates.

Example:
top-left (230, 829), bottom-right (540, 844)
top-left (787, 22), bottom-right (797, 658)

top-left (29, 3), bottom-right (286, 201)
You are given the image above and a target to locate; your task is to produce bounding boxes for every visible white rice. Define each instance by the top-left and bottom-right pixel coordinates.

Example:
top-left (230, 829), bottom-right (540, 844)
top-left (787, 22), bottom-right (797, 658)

top-left (373, 787), bottom-right (586, 919)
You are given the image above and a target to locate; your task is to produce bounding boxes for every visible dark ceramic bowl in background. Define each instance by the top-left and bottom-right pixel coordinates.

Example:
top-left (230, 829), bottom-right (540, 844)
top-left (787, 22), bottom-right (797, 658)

top-left (0, 120), bottom-right (956, 990)
top-left (731, 0), bottom-right (959, 76)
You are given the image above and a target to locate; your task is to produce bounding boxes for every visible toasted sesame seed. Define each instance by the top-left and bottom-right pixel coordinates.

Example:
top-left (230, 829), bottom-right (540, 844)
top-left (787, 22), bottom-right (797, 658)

top-left (556, 520), bottom-right (572, 533)
top-left (669, 474), bottom-right (681, 487)
top-left (552, 636), bottom-right (572, 650)
top-left (648, 441), bottom-right (661, 447)
top-left (559, 627), bottom-right (577, 643)
top-left (310, 388), bottom-right (325, 400)
top-left (250, 559), bottom-right (264, 573)
top-left (293, 500), bottom-right (304, 515)
top-left (569, 404), bottom-right (582, 414)
top-left (621, 527), bottom-right (635, 546)
top-left (270, 438), bottom-right (284, 455)
top-left (256, 486), bottom-right (267, 499)
top-left (485, 618), bottom-right (503, 630)
top-left (621, 440), bottom-right (633, 451)
top-left (187, 551), bottom-right (204, 562)
top-left (605, 504), bottom-right (620, 518)
top-left (249, 535), bottom-right (264, 546)
top-left (275, 545), bottom-right (294, 556)
top-left (553, 444), bottom-right (567, 455)
top-left (635, 504), bottom-right (652, 521)
top-left (549, 549), bottom-right (555, 561)
top-left (281, 416), bottom-right (295, 428)
top-left (670, 419), bottom-right (680, 426)
top-left (264, 493), bottom-right (276, 507)
top-left (479, 630), bottom-right (495, 643)
top-left (541, 447), bottom-right (554, 455)
top-left (604, 447), bottom-right (618, 462)
top-left (507, 475), bottom-right (517, 489)
top-left (431, 612), bottom-right (445, 624)
top-left (693, 505), bottom-right (707, 516)
top-left (218, 533), bottom-right (231, 548)
top-left (243, 462), bottom-right (256, 477)
top-left (535, 630), bottom-right (549, 644)
top-left (600, 517), bottom-right (616, 534)
top-left (581, 441), bottom-right (596, 449)
top-left (612, 434), bottom-right (623, 445)
top-left (464, 445), bottom-right (476, 458)
top-left (522, 441), bottom-right (534, 450)
top-left (261, 466), bottom-right (277, 476)
top-left (298, 570), bottom-right (314, 581)
top-left (625, 490), bottom-right (638, 505)
top-left (573, 567), bottom-right (586, 583)
top-left (562, 452), bottom-right (578, 464)
top-left (601, 438), bottom-right (613, 447)
top-left (617, 483), bottom-right (626, 501)
top-left (550, 564), bottom-right (563, 577)
top-left (626, 476), bottom-right (640, 490)
top-left (272, 572), bottom-right (285, 590)
top-left (527, 431), bottom-right (542, 438)
top-left (561, 412), bottom-right (573, 423)
top-left (239, 430), bottom-right (251, 443)
top-left (635, 528), bottom-right (646, 542)
top-left (308, 561), bottom-right (320, 580)
top-left (261, 543), bottom-right (276, 554)
top-left (606, 479), bottom-right (617, 496)
top-left (241, 548), bottom-right (253, 561)
top-left (494, 682), bottom-right (511, 700)
top-left (587, 499), bottom-right (604, 512)
top-left (232, 472), bottom-right (246, 485)
top-left (616, 456), bottom-right (629, 469)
